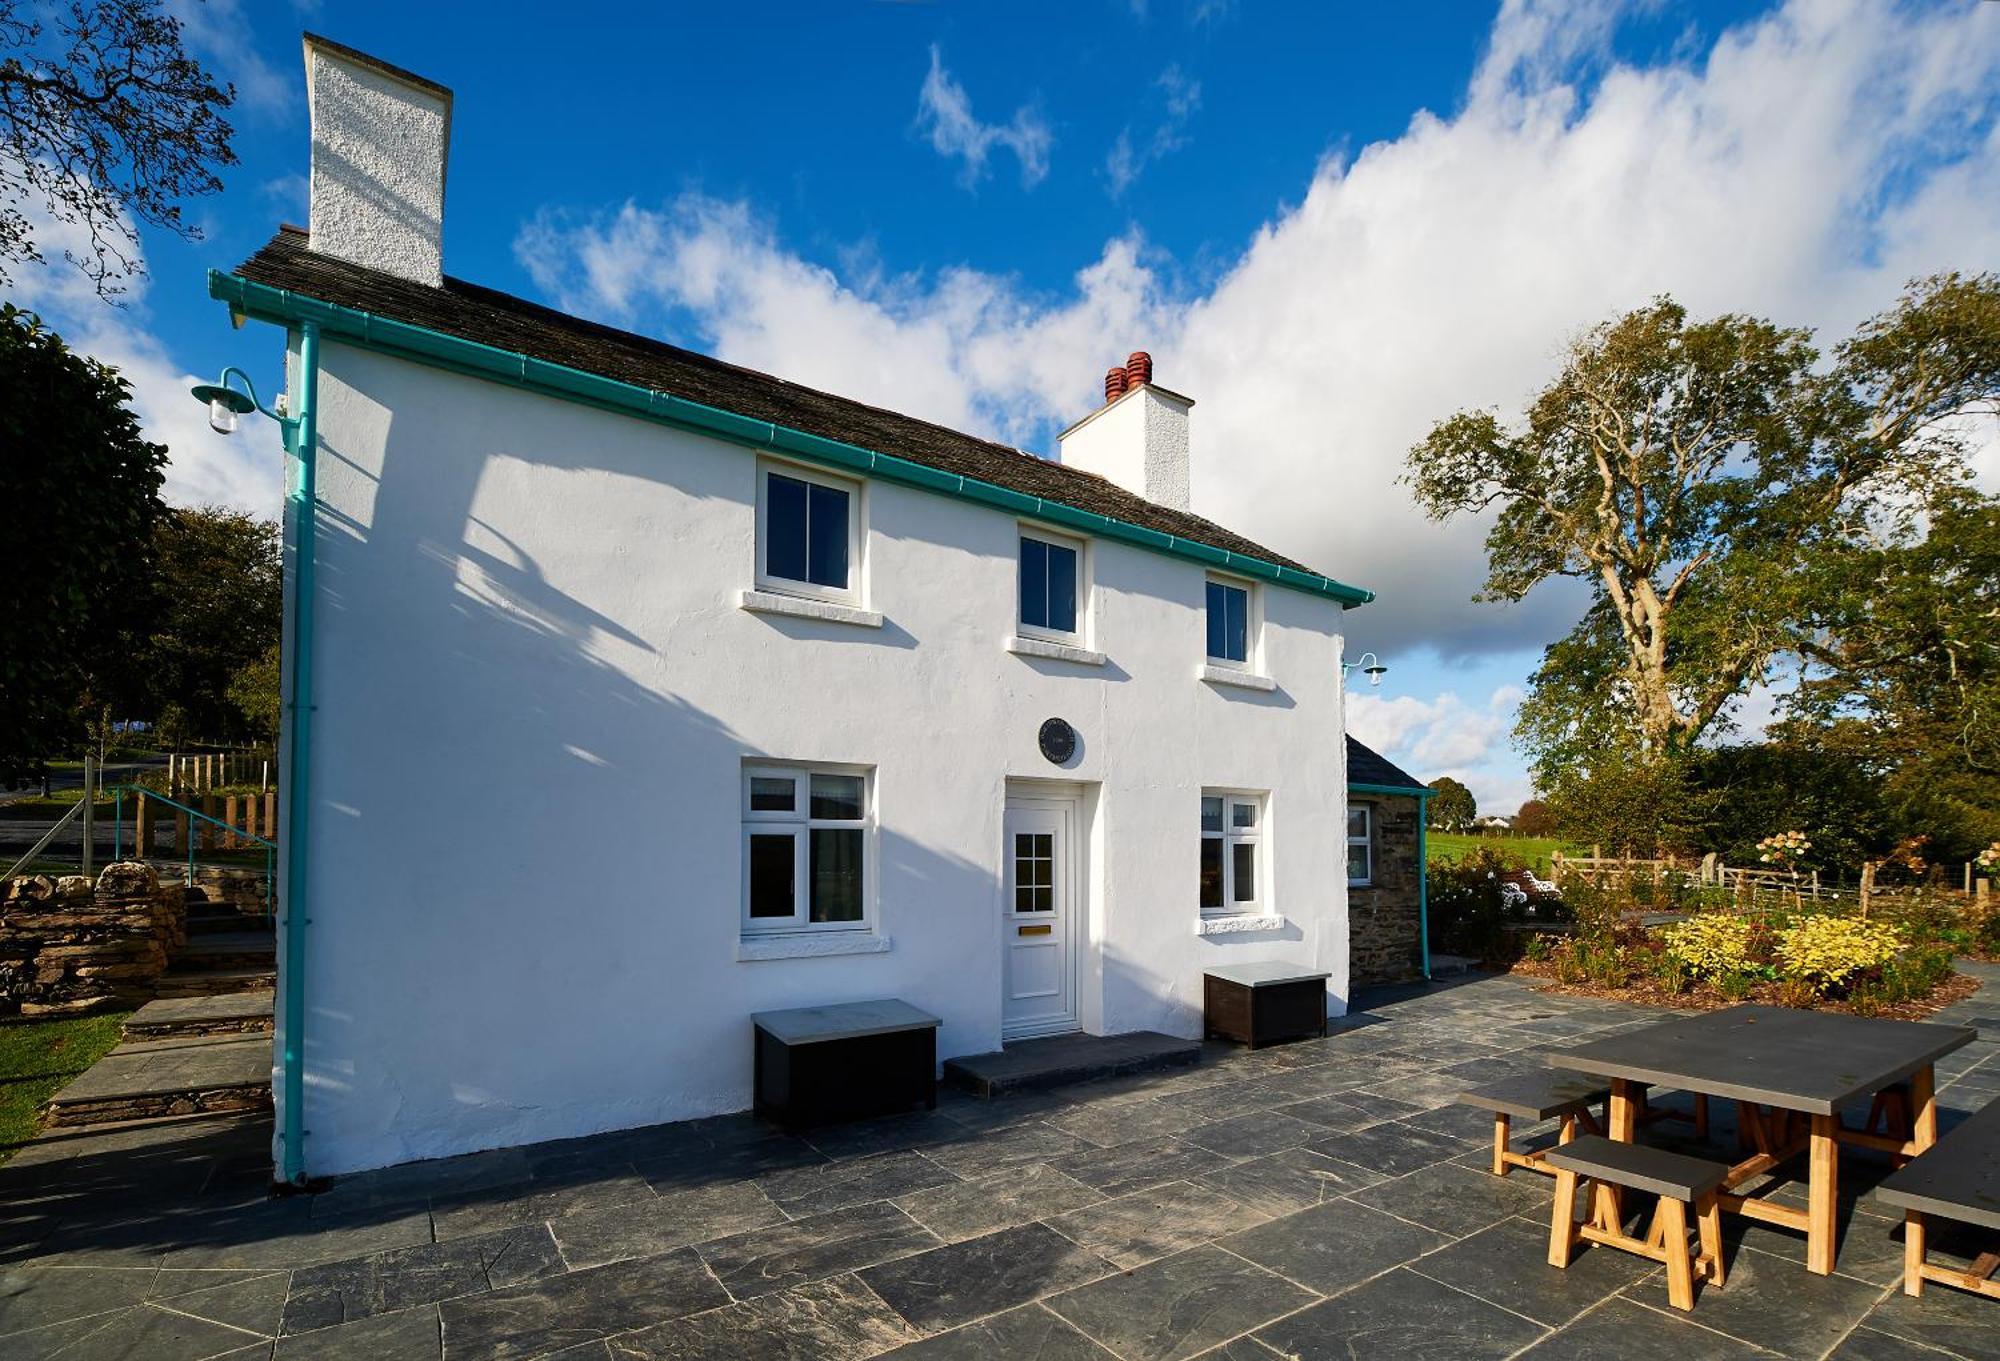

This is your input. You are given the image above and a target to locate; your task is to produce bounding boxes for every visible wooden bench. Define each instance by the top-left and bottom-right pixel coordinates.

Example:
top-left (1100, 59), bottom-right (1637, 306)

top-left (1877, 1097), bottom-right (2000, 1301)
top-left (1203, 963), bottom-right (1330, 1049)
top-left (1546, 1134), bottom-right (1729, 1312)
top-left (1459, 1073), bottom-right (1609, 1177)
top-left (751, 1000), bottom-right (941, 1131)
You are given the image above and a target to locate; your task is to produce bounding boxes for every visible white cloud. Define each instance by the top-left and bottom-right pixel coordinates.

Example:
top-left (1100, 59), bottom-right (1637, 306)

top-left (915, 45), bottom-right (1053, 188)
top-left (520, 0), bottom-right (2000, 669)
top-left (1106, 65), bottom-right (1203, 197)
top-left (1349, 683), bottom-right (1529, 811)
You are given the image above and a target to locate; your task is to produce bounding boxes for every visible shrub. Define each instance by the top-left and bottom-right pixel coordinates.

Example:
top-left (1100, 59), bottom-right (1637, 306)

top-left (1660, 915), bottom-right (1756, 981)
top-left (1428, 846), bottom-right (1526, 961)
top-left (1776, 915), bottom-right (1903, 994)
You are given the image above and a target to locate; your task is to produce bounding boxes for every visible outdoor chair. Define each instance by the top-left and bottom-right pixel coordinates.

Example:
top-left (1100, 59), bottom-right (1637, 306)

top-left (1545, 1134), bottom-right (1729, 1311)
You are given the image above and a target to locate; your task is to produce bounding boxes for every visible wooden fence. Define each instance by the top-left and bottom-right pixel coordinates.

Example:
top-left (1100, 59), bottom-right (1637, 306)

top-left (1549, 847), bottom-right (1992, 917)
top-left (130, 789), bottom-right (279, 856)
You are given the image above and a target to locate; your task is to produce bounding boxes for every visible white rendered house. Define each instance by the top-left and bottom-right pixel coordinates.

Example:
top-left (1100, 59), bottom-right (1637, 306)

top-left (218, 36), bottom-right (1374, 1178)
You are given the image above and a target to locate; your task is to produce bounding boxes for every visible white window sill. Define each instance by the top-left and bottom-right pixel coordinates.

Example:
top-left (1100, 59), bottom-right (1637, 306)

top-left (1007, 635), bottom-right (1107, 667)
top-left (741, 589), bottom-right (883, 629)
top-left (1199, 664), bottom-right (1275, 692)
top-left (737, 931), bottom-right (893, 962)
top-left (1196, 913), bottom-right (1291, 937)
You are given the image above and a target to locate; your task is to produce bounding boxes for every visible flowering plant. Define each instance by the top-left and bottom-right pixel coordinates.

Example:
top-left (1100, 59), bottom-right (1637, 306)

top-left (1776, 915), bottom-right (1902, 994)
top-left (1977, 841), bottom-right (2000, 874)
top-left (1755, 829), bottom-right (1811, 868)
top-left (1660, 915), bottom-right (1757, 980)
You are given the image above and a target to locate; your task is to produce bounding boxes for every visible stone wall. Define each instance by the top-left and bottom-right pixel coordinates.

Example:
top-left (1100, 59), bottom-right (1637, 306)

top-left (1348, 794), bottom-right (1424, 986)
top-left (0, 862), bottom-right (185, 1016)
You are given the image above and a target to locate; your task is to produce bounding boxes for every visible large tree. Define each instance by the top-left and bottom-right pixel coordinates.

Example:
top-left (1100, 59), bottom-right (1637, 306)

top-left (139, 506), bottom-right (281, 742)
top-left (1426, 776), bottom-right (1476, 832)
top-left (0, 0), bottom-right (236, 299)
top-left (0, 303), bottom-right (164, 783)
top-left (1407, 273), bottom-right (2000, 787)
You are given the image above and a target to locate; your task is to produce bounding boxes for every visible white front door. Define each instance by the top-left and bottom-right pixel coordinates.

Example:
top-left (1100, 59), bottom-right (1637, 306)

top-left (1002, 800), bottom-right (1078, 1039)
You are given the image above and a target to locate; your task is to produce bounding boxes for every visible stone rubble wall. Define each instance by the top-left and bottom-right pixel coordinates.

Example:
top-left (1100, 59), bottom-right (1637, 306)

top-left (0, 862), bottom-right (186, 1016)
top-left (1348, 794), bottom-right (1425, 986)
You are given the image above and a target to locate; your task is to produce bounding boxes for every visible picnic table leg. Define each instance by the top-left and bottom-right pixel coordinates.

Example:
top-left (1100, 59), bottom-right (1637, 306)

top-left (1908, 1065), bottom-right (1938, 1152)
top-left (1492, 1113), bottom-right (1511, 1177)
top-left (1598, 1078), bottom-right (1640, 1228)
top-left (1903, 1210), bottom-right (1926, 1297)
top-left (1807, 1113), bottom-right (1839, 1275)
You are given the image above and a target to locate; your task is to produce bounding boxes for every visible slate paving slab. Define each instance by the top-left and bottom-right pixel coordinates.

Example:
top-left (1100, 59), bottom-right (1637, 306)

top-left (549, 1182), bottom-right (785, 1271)
top-left (165, 1269), bottom-right (292, 1336)
top-left (1615, 1243), bottom-right (1886, 1359)
top-left (429, 1171), bottom-right (656, 1241)
top-left (603, 1273), bottom-right (917, 1360)
top-left (1346, 1159), bottom-right (1552, 1237)
top-left (1408, 1214), bottom-right (1657, 1327)
top-left (1219, 1200), bottom-right (1449, 1296)
top-left (283, 1222), bottom-right (564, 1334)
top-left (918, 1122), bottom-right (1091, 1177)
top-left (1827, 1327), bottom-right (1972, 1361)
top-left (1518, 1295), bottom-right (1769, 1359)
top-left (1048, 1098), bottom-right (1207, 1147)
top-left (31, 1300), bottom-right (275, 1360)
top-left (1180, 1111), bottom-right (1328, 1159)
top-left (893, 1162), bottom-right (1102, 1243)
top-left (436, 1249), bottom-right (725, 1361)
top-left (1846, 1273), bottom-right (2000, 1359)
top-left (876, 1301), bottom-right (1116, 1359)
top-left (1045, 1243), bottom-right (1315, 1361)
top-left (1196, 1146), bottom-right (1385, 1218)
top-left (1051, 1136), bottom-right (1230, 1199)
top-left (695, 1201), bottom-right (938, 1301)
top-left (754, 1150), bottom-right (958, 1217)
top-left (1250, 1267), bottom-right (1547, 1360)
top-left (858, 1222), bottom-right (1116, 1334)
top-left (1303, 1119), bottom-right (1475, 1178)
top-left (1044, 1178), bottom-right (1268, 1270)
top-left (272, 1304), bottom-right (441, 1359)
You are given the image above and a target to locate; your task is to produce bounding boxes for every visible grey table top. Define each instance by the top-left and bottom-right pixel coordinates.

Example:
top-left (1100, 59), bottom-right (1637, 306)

top-left (1548, 1005), bottom-right (1976, 1116)
top-left (752, 998), bottom-right (942, 1046)
top-left (1876, 1095), bottom-right (2000, 1231)
top-left (1204, 962), bottom-right (1332, 988)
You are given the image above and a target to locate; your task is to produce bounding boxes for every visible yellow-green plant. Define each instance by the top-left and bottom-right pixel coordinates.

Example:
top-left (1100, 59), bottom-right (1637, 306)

top-left (1776, 915), bottom-right (1903, 994)
top-left (1659, 914), bottom-right (1755, 980)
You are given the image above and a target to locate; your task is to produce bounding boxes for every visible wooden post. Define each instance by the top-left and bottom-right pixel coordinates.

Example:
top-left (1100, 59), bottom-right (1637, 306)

top-left (262, 760), bottom-right (269, 794)
top-left (1860, 862), bottom-right (1876, 919)
top-left (263, 791), bottom-right (277, 843)
top-left (134, 794), bottom-right (152, 859)
top-left (223, 795), bottom-right (240, 849)
top-left (80, 755), bottom-right (95, 876)
top-left (173, 810), bottom-right (188, 857)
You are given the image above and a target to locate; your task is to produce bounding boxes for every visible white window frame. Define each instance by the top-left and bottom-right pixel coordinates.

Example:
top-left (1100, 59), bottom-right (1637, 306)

top-left (1201, 789), bottom-right (1268, 917)
top-left (1204, 572), bottom-right (1261, 672)
top-left (742, 763), bottom-right (874, 935)
top-left (1016, 526), bottom-right (1090, 646)
top-left (754, 459), bottom-right (865, 607)
top-left (1347, 804), bottom-right (1373, 887)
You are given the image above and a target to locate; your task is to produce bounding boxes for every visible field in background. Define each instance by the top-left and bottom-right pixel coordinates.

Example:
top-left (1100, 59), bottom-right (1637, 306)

top-left (1427, 832), bottom-right (1577, 875)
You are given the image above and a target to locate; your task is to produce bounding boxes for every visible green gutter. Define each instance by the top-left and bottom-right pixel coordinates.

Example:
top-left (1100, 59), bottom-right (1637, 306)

top-left (207, 270), bottom-right (1374, 608)
top-left (1348, 782), bottom-right (1435, 981)
top-left (280, 322), bottom-right (320, 1185)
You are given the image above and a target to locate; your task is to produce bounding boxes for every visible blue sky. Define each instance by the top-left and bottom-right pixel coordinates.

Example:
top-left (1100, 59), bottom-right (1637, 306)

top-left (18, 0), bottom-right (2000, 812)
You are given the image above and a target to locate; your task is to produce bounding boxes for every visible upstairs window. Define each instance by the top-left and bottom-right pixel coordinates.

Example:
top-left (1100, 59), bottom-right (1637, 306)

top-left (758, 463), bottom-right (859, 603)
top-left (1019, 533), bottom-right (1080, 638)
top-left (1201, 792), bottom-right (1266, 915)
top-left (1347, 806), bottom-right (1373, 886)
top-left (1206, 577), bottom-right (1250, 665)
top-left (744, 765), bottom-right (871, 933)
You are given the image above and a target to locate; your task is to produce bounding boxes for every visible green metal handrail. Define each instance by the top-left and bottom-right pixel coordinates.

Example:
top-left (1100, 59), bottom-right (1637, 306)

top-left (111, 784), bottom-right (275, 913)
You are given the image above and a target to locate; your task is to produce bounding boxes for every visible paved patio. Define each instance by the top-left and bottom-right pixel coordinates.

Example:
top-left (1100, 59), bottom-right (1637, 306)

top-left (2, 966), bottom-right (1996, 1360)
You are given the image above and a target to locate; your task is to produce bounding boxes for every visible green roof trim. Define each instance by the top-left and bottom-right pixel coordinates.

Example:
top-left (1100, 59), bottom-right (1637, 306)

top-left (207, 268), bottom-right (1375, 608)
top-left (1350, 781), bottom-right (1434, 799)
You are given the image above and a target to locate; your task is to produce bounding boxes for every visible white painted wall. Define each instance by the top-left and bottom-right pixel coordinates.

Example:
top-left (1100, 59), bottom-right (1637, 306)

top-left (1058, 384), bottom-right (1193, 512)
top-left (304, 40), bottom-right (449, 287)
top-left (279, 340), bottom-right (1350, 1175)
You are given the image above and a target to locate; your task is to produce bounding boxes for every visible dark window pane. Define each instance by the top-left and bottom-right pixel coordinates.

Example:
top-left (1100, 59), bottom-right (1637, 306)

top-left (1046, 543), bottom-right (1077, 633)
top-left (1200, 796), bottom-right (1223, 834)
top-left (1224, 585), bottom-right (1248, 661)
top-left (766, 474), bottom-right (809, 582)
top-left (1348, 844), bottom-right (1370, 883)
top-left (1200, 836), bottom-right (1223, 910)
top-left (810, 828), bottom-right (864, 922)
top-left (748, 834), bottom-right (795, 918)
top-left (749, 776), bottom-right (795, 812)
top-left (1232, 842), bottom-right (1257, 902)
top-left (1020, 538), bottom-right (1048, 629)
top-left (807, 482), bottom-right (849, 588)
top-left (809, 774), bottom-right (864, 820)
top-left (1016, 884), bottom-right (1035, 912)
top-left (1206, 581), bottom-right (1227, 658)
top-left (1035, 886), bottom-right (1053, 911)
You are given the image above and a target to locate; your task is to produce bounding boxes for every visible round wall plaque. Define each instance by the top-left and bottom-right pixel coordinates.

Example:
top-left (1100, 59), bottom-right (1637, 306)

top-left (1038, 717), bottom-right (1078, 765)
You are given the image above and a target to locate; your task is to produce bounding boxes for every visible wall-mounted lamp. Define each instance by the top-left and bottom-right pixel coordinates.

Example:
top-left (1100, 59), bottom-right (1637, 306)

top-left (189, 367), bottom-right (293, 439)
top-left (1343, 652), bottom-right (1389, 687)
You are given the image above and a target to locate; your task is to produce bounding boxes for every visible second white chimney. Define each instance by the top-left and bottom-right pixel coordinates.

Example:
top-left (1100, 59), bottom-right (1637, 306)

top-left (303, 34), bottom-right (452, 287)
top-left (1056, 351), bottom-right (1192, 511)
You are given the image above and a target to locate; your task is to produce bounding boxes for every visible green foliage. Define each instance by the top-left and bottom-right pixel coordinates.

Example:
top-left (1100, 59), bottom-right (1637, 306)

top-left (1514, 799), bottom-right (1556, 837)
top-left (1660, 915), bottom-right (1756, 981)
top-left (1426, 777), bottom-right (1476, 831)
top-left (139, 507), bottom-right (281, 741)
top-left (1428, 833), bottom-right (1571, 875)
top-left (1426, 846), bottom-right (1526, 960)
top-left (1776, 916), bottom-right (1904, 994)
top-left (0, 306), bottom-right (165, 785)
top-left (227, 644), bottom-right (281, 744)
top-left (1542, 752), bottom-right (1697, 854)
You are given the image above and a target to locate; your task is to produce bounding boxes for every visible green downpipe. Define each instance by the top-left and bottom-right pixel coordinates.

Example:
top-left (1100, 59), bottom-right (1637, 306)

top-left (280, 321), bottom-right (320, 1185)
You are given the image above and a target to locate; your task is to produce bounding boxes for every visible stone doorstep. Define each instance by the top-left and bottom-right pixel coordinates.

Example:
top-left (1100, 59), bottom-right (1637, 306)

top-left (172, 932), bottom-right (277, 971)
top-left (123, 988), bottom-right (276, 1040)
top-left (943, 1030), bottom-right (1201, 1098)
top-left (44, 1033), bottom-right (273, 1128)
top-left (154, 967), bottom-right (278, 999)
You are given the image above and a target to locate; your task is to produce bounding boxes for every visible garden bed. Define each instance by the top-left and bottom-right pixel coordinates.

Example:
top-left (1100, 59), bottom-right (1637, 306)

top-left (1505, 956), bottom-right (1981, 1020)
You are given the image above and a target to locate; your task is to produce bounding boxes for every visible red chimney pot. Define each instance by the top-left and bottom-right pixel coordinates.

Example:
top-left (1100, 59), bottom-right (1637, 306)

top-left (1125, 350), bottom-right (1153, 389)
top-left (1104, 366), bottom-right (1128, 402)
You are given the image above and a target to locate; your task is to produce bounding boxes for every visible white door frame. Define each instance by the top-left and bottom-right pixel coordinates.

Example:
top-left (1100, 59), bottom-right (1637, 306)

top-left (1002, 790), bottom-right (1082, 1040)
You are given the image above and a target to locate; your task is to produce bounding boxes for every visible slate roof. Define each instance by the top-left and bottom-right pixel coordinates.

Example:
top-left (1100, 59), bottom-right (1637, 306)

top-left (1347, 735), bottom-right (1427, 792)
top-left (233, 228), bottom-right (1342, 584)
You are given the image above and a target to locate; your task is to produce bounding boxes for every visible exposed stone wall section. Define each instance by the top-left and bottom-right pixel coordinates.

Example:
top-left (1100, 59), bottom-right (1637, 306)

top-left (0, 862), bottom-right (186, 1015)
top-left (1348, 794), bottom-right (1424, 986)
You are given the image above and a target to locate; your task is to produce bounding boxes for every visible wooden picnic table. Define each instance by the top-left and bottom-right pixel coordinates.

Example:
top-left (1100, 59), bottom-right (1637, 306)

top-left (1549, 1005), bottom-right (1975, 1275)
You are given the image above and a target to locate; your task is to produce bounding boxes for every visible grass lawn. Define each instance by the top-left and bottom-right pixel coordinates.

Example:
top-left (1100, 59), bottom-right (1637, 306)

top-left (0, 1010), bottom-right (130, 1160)
top-left (1428, 831), bottom-right (1578, 874)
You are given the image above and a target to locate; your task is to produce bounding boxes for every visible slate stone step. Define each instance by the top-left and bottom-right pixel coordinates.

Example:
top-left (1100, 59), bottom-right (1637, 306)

top-left (172, 931), bottom-right (277, 972)
top-left (188, 911), bottom-right (274, 936)
top-left (44, 1033), bottom-right (272, 1127)
top-left (153, 966), bottom-right (279, 999)
top-left (944, 1030), bottom-right (1201, 1098)
top-left (123, 988), bottom-right (275, 1039)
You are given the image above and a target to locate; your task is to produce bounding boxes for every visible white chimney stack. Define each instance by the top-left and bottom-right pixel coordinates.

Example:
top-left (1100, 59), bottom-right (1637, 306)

top-left (1056, 350), bottom-right (1192, 511)
top-left (303, 34), bottom-right (452, 287)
